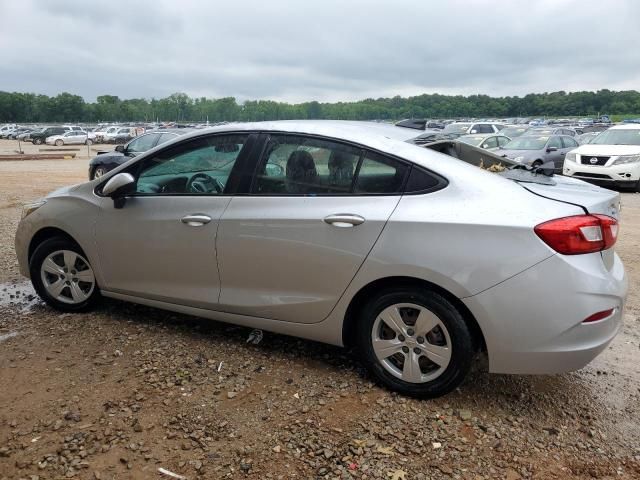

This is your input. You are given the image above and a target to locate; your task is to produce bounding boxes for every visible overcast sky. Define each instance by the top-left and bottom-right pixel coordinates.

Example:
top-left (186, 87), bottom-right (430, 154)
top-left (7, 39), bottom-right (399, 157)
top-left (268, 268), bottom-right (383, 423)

top-left (1, 0), bottom-right (638, 103)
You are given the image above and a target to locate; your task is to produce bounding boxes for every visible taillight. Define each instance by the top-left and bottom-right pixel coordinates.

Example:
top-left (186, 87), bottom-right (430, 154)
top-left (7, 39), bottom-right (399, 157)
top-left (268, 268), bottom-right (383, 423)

top-left (534, 214), bottom-right (618, 255)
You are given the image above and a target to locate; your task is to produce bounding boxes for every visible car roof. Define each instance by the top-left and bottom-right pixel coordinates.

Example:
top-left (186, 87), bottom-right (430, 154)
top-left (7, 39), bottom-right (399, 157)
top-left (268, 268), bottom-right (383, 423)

top-left (182, 121), bottom-right (421, 144)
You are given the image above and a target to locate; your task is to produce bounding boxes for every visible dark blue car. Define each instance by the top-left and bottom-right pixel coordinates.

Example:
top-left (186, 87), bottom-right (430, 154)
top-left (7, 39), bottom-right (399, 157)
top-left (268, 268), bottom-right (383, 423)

top-left (88, 129), bottom-right (192, 179)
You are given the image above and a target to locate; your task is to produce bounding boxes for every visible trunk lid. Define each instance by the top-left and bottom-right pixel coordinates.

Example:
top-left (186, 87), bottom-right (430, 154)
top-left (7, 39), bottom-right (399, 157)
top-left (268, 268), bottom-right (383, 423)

top-left (519, 175), bottom-right (620, 218)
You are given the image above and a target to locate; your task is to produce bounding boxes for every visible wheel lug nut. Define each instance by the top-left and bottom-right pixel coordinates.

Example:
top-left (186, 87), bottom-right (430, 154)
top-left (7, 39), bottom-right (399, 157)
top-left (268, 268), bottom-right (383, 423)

top-left (398, 335), bottom-right (405, 342)
top-left (402, 346), bottom-right (409, 354)
top-left (417, 336), bottom-right (425, 344)
top-left (407, 328), bottom-right (415, 336)
top-left (413, 347), bottom-right (421, 354)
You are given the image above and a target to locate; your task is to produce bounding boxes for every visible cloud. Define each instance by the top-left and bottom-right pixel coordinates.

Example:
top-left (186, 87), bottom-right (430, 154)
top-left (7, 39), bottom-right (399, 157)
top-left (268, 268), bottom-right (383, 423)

top-left (0, 0), bottom-right (638, 102)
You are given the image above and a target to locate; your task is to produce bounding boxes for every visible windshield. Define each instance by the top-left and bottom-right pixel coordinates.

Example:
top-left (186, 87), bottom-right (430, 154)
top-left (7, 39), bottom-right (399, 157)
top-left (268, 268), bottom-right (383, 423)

top-left (590, 129), bottom-right (640, 146)
top-left (443, 123), bottom-right (471, 133)
top-left (503, 136), bottom-right (548, 150)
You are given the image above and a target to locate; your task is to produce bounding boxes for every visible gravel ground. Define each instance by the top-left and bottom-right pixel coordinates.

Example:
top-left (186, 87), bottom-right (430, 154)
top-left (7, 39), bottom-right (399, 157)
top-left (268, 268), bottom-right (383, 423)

top-left (0, 148), bottom-right (639, 480)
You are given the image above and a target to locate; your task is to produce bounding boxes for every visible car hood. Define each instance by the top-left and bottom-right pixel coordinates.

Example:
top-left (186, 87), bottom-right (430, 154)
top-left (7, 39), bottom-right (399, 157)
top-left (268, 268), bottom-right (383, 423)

top-left (45, 183), bottom-right (83, 199)
top-left (497, 149), bottom-right (539, 161)
top-left (571, 144), bottom-right (640, 156)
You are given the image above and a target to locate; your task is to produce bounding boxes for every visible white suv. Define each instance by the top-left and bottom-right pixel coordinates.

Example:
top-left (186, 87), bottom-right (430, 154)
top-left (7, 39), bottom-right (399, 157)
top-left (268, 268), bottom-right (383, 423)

top-left (563, 124), bottom-right (640, 192)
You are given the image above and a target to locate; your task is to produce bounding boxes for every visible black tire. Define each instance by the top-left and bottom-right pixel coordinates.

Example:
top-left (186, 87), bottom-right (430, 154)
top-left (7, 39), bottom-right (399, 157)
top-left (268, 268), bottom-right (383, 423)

top-left (30, 237), bottom-right (100, 312)
top-left (92, 166), bottom-right (107, 180)
top-left (33, 137), bottom-right (42, 145)
top-left (356, 287), bottom-right (475, 398)
top-left (532, 160), bottom-right (543, 167)
top-left (85, 139), bottom-right (93, 145)
top-left (55, 139), bottom-right (64, 147)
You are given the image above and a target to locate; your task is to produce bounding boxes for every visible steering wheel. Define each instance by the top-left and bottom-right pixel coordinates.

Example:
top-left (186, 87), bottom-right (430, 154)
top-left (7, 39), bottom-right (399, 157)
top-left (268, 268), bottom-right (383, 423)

top-left (187, 173), bottom-right (223, 194)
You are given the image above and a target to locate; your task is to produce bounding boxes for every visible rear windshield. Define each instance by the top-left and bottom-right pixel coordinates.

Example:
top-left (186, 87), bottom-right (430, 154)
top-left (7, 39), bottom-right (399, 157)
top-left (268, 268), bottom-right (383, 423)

top-left (503, 136), bottom-right (548, 150)
top-left (590, 129), bottom-right (640, 146)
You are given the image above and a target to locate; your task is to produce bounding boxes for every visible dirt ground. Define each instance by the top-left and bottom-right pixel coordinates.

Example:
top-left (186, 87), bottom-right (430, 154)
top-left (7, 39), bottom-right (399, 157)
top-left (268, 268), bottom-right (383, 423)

top-left (0, 142), bottom-right (639, 480)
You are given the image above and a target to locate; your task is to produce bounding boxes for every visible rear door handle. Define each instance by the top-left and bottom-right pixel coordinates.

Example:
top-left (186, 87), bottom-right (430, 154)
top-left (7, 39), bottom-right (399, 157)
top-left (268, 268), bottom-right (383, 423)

top-left (181, 214), bottom-right (212, 226)
top-left (323, 213), bottom-right (365, 228)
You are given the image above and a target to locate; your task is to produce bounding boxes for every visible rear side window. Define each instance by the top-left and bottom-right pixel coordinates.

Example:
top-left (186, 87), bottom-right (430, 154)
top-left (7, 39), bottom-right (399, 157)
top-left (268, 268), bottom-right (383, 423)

top-left (474, 124), bottom-right (494, 134)
top-left (404, 166), bottom-right (440, 193)
top-left (252, 135), bottom-right (362, 195)
top-left (562, 137), bottom-right (578, 148)
top-left (158, 133), bottom-right (178, 145)
top-left (251, 135), bottom-right (411, 195)
top-left (354, 152), bottom-right (408, 194)
top-left (548, 137), bottom-right (563, 148)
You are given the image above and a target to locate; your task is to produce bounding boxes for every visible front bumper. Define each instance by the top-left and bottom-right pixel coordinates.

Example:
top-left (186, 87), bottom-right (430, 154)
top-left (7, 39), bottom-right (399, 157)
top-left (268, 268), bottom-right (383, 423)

top-left (464, 251), bottom-right (627, 374)
top-left (564, 157), bottom-right (640, 187)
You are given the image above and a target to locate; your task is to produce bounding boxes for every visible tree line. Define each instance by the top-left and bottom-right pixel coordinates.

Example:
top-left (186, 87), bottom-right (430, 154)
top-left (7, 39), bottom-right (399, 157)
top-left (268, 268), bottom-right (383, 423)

top-left (0, 89), bottom-right (639, 124)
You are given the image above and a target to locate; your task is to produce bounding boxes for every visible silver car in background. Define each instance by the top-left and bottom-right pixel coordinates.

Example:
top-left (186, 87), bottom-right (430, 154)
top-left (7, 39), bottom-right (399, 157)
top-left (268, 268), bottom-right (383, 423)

top-left (15, 121), bottom-right (627, 398)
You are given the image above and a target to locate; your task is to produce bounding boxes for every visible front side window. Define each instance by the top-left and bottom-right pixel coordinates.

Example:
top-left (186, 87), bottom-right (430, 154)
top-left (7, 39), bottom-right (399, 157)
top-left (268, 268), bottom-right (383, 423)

top-left (127, 133), bottom-right (159, 153)
top-left (481, 136), bottom-right (499, 149)
top-left (134, 134), bottom-right (247, 195)
top-left (474, 124), bottom-right (494, 134)
top-left (547, 136), bottom-right (562, 149)
top-left (497, 136), bottom-right (510, 147)
top-left (562, 137), bottom-right (578, 148)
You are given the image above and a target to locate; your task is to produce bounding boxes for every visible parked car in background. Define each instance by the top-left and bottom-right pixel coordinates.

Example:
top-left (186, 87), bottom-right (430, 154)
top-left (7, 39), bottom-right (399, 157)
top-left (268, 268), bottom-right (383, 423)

top-left (15, 120), bottom-right (626, 398)
top-left (528, 126), bottom-right (583, 137)
top-left (0, 124), bottom-right (17, 137)
top-left (457, 134), bottom-right (511, 150)
top-left (499, 126), bottom-right (529, 138)
top-left (46, 130), bottom-right (95, 146)
top-left (442, 122), bottom-right (505, 137)
top-left (409, 131), bottom-right (460, 146)
top-left (30, 126), bottom-right (70, 145)
top-left (563, 124), bottom-right (640, 191)
top-left (88, 129), bottom-right (190, 179)
top-left (499, 134), bottom-right (579, 172)
top-left (103, 127), bottom-right (135, 143)
top-left (16, 128), bottom-right (37, 141)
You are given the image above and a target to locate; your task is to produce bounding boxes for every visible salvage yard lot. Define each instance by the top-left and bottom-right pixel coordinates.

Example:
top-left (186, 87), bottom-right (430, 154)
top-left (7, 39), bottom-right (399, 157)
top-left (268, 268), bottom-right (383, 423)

top-left (0, 156), bottom-right (639, 479)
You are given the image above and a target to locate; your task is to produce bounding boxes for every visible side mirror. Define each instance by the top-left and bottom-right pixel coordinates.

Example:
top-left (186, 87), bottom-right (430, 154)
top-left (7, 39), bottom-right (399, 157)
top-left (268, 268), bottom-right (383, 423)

top-left (547, 147), bottom-right (558, 152)
top-left (102, 172), bottom-right (135, 208)
top-left (115, 145), bottom-right (125, 153)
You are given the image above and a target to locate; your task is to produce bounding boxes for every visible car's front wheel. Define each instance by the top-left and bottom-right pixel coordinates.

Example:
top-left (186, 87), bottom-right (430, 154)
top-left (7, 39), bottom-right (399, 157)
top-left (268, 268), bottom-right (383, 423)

top-left (85, 139), bottom-right (93, 145)
top-left (357, 287), bottom-right (474, 398)
top-left (30, 237), bottom-right (100, 312)
top-left (92, 166), bottom-right (107, 179)
top-left (55, 139), bottom-right (64, 146)
top-left (33, 138), bottom-right (42, 145)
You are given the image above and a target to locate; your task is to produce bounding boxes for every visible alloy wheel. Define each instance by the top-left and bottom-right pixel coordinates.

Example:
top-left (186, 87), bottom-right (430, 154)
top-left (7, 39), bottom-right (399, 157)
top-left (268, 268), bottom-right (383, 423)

top-left (371, 303), bottom-right (452, 383)
top-left (40, 250), bottom-right (95, 304)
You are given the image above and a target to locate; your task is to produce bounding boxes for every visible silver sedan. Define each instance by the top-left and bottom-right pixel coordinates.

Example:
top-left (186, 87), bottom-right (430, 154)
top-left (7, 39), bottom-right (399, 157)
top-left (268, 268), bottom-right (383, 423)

top-left (15, 121), bottom-right (627, 397)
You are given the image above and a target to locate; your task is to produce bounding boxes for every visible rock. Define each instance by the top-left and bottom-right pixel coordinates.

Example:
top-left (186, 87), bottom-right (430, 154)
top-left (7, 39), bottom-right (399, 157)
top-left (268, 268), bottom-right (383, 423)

top-left (227, 392), bottom-right (237, 399)
top-left (272, 445), bottom-right (281, 453)
top-left (458, 409), bottom-right (472, 421)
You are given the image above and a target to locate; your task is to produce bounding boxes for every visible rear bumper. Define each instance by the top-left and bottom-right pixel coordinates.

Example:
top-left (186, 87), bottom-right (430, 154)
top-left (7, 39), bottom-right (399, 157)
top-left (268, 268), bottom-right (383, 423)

top-left (463, 251), bottom-right (627, 374)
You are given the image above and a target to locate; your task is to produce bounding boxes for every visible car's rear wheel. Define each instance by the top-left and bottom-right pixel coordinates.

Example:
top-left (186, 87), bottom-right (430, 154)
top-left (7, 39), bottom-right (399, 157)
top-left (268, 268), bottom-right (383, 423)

top-left (532, 160), bottom-right (543, 167)
top-left (357, 287), bottom-right (474, 398)
top-left (55, 139), bottom-right (63, 146)
top-left (30, 237), bottom-right (100, 312)
top-left (92, 166), bottom-right (107, 179)
top-left (85, 139), bottom-right (93, 145)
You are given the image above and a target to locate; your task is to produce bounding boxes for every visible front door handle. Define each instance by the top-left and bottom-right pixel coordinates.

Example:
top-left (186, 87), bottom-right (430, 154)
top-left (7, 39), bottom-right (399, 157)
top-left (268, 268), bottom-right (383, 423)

top-left (323, 213), bottom-right (365, 228)
top-left (181, 214), bottom-right (212, 227)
